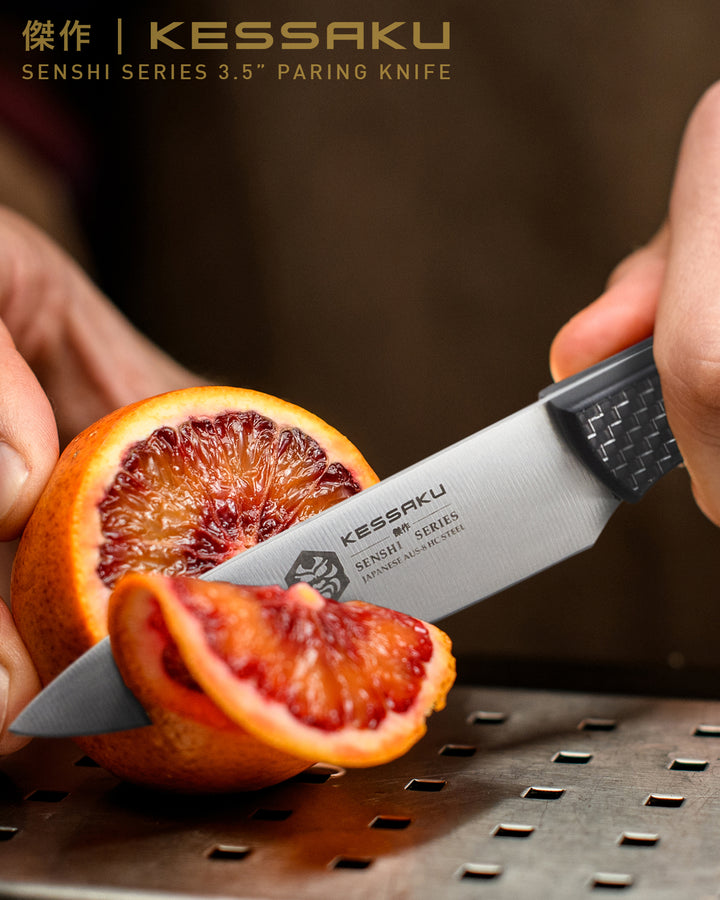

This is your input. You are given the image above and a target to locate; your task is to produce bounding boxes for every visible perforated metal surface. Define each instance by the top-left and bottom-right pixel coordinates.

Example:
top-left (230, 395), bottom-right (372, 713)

top-left (2, 685), bottom-right (720, 899)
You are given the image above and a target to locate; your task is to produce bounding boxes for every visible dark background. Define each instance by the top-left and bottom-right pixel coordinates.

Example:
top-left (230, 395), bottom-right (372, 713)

top-left (6, 2), bottom-right (720, 693)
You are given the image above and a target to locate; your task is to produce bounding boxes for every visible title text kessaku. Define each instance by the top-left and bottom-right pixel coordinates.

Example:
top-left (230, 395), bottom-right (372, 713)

top-left (146, 21), bottom-right (450, 51)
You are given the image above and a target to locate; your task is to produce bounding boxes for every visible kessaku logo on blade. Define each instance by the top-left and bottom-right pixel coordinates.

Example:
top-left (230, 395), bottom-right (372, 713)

top-left (285, 551), bottom-right (350, 600)
top-left (340, 483), bottom-right (447, 546)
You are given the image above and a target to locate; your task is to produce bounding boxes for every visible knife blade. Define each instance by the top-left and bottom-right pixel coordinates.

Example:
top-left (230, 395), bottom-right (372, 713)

top-left (11, 337), bottom-right (681, 738)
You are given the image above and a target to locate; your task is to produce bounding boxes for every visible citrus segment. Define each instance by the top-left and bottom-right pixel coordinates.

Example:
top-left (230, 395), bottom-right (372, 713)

top-left (109, 573), bottom-right (456, 768)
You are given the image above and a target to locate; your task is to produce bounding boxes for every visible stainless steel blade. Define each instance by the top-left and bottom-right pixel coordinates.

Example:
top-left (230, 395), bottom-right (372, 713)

top-left (10, 636), bottom-right (151, 737)
top-left (205, 398), bottom-right (620, 622)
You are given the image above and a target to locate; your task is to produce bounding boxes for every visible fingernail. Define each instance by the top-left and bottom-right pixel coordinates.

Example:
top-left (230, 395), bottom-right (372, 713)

top-left (0, 443), bottom-right (28, 522)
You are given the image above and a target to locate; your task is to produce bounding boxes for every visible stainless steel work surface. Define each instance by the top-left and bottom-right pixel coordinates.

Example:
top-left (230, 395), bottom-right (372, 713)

top-left (2, 684), bottom-right (720, 899)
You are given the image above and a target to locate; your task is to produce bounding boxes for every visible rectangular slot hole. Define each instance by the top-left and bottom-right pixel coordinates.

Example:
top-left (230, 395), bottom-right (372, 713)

top-left (74, 756), bottom-right (101, 768)
top-left (0, 827), bottom-right (19, 842)
top-left (694, 724), bottom-right (720, 737)
top-left (459, 864), bottom-right (503, 880)
top-left (404, 778), bottom-right (446, 792)
top-left (619, 831), bottom-right (659, 847)
top-left (467, 710), bottom-right (507, 725)
top-left (369, 815), bottom-right (412, 830)
top-left (207, 844), bottom-right (252, 861)
top-left (25, 790), bottom-right (69, 802)
top-left (250, 808), bottom-right (293, 821)
top-left (669, 758), bottom-right (708, 772)
top-left (439, 744), bottom-right (476, 757)
top-left (493, 823), bottom-right (534, 839)
top-left (523, 786), bottom-right (565, 800)
top-left (645, 793), bottom-right (685, 808)
top-left (330, 856), bottom-right (373, 870)
top-left (592, 872), bottom-right (633, 890)
top-left (579, 718), bottom-right (617, 732)
top-left (553, 751), bottom-right (592, 764)
top-left (288, 763), bottom-right (345, 784)
top-left (289, 770), bottom-right (332, 785)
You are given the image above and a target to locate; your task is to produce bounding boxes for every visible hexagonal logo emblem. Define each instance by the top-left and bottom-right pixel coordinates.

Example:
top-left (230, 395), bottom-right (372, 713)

top-left (284, 551), bottom-right (349, 600)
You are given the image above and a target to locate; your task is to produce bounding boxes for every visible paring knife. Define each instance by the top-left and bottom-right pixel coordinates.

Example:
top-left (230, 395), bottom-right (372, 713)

top-left (11, 337), bottom-right (682, 738)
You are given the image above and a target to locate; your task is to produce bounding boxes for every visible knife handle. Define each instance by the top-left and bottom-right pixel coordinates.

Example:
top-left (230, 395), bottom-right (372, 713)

top-left (540, 337), bottom-right (682, 503)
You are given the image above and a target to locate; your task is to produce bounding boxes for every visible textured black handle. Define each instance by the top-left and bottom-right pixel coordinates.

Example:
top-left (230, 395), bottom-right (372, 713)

top-left (541, 338), bottom-right (682, 503)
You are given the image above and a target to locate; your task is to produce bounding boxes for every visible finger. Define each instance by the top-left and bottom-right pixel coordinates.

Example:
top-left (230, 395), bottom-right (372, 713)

top-left (0, 320), bottom-right (58, 539)
top-left (549, 226), bottom-right (668, 381)
top-left (0, 600), bottom-right (40, 754)
top-left (0, 206), bottom-right (202, 448)
top-left (653, 82), bottom-right (720, 525)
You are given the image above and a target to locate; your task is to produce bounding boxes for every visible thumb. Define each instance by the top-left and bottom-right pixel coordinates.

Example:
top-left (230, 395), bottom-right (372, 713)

top-left (0, 320), bottom-right (58, 539)
top-left (655, 82), bottom-right (720, 526)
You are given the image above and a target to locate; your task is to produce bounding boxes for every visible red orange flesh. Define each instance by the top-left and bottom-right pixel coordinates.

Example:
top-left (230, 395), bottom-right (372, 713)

top-left (110, 573), bottom-right (455, 769)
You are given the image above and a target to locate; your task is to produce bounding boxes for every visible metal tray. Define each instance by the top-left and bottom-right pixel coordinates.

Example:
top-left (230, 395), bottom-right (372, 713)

top-left (2, 684), bottom-right (720, 899)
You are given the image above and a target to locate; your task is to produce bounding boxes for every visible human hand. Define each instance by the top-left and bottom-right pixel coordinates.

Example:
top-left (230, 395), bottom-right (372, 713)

top-left (0, 205), bottom-right (204, 753)
top-left (550, 83), bottom-right (720, 529)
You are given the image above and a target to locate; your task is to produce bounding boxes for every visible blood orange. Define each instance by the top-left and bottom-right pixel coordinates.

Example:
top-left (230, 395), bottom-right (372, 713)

top-left (11, 386), bottom-right (455, 791)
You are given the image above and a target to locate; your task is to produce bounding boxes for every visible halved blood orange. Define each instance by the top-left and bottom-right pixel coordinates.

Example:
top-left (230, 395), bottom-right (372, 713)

top-left (12, 386), bottom-right (377, 684)
top-left (11, 386), bottom-right (455, 791)
top-left (109, 573), bottom-right (455, 770)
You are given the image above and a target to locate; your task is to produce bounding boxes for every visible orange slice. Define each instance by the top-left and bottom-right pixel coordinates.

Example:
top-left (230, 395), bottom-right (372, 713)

top-left (109, 573), bottom-right (455, 770)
